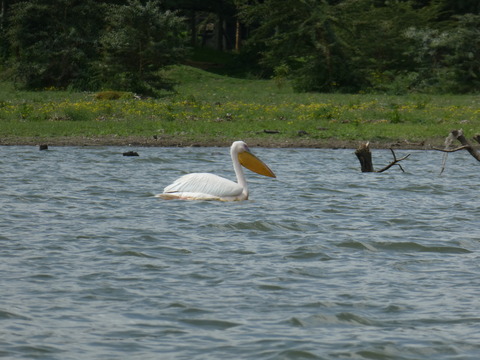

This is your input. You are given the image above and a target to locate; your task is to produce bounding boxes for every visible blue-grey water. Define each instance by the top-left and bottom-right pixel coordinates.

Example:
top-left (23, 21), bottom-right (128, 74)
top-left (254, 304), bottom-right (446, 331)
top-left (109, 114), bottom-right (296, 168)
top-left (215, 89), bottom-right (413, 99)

top-left (1, 145), bottom-right (479, 360)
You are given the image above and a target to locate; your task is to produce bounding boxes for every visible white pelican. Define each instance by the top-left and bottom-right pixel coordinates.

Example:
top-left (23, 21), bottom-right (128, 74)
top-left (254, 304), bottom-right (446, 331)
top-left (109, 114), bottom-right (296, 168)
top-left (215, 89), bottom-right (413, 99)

top-left (157, 141), bottom-right (276, 201)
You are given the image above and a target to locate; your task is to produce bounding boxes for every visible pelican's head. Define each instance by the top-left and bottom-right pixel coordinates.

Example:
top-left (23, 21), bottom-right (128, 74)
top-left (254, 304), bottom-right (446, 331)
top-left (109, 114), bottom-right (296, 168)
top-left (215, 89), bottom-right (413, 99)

top-left (231, 141), bottom-right (276, 178)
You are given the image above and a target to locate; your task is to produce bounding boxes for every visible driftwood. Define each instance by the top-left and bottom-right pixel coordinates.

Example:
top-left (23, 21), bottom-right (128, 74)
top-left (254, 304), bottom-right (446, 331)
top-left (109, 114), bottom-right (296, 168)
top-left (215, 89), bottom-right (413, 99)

top-left (435, 129), bottom-right (480, 161)
top-left (434, 129), bottom-right (480, 174)
top-left (355, 142), bottom-right (410, 173)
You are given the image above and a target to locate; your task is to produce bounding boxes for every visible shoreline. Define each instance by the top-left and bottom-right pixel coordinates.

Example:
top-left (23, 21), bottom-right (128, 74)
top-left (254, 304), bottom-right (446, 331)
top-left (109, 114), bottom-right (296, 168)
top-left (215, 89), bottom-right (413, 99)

top-left (0, 135), bottom-right (440, 150)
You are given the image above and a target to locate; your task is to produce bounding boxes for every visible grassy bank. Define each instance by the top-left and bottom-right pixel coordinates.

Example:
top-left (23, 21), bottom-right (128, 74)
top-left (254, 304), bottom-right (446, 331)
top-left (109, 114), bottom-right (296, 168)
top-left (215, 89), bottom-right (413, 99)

top-left (1, 65), bottom-right (479, 148)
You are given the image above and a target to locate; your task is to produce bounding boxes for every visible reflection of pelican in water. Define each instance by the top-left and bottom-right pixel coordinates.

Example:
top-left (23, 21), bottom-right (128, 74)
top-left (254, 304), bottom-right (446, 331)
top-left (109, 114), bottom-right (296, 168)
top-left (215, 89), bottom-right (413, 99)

top-left (157, 141), bottom-right (276, 201)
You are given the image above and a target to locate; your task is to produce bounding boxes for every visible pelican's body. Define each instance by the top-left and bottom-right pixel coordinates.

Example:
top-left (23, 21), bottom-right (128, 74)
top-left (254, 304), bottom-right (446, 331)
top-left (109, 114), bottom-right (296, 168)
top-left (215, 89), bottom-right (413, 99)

top-left (157, 141), bottom-right (275, 201)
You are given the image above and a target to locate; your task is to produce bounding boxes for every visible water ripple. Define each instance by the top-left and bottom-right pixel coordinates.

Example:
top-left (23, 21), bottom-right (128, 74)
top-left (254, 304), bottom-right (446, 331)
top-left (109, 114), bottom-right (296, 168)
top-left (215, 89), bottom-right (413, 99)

top-left (337, 240), bottom-right (471, 254)
top-left (1, 147), bottom-right (479, 360)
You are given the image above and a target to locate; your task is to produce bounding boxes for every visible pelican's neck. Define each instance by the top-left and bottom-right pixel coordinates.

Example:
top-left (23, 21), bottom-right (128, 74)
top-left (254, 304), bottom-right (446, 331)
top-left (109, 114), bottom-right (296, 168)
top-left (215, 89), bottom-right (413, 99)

top-left (231, 148), bottom-right (248, 197)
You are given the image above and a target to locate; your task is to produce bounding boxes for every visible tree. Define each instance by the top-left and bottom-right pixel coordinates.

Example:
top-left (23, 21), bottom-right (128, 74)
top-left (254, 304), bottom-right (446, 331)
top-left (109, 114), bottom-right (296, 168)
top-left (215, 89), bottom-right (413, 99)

top-left (98, 0), bottom-right (188, 95)
top-left (404, 13), bottom-right (480, 93)
top-left (238, 0), bottom-right (358, 92)
top-left (237, 0), bottom-right (439, 93)
top-left (444, 14), bottom-right (480, 92)
top-left (439, 0), bottom-right (480, 16)
top-left (342, 0), bottom-right (438, 94)
top-left (7, 0), bottom-right (105, 89)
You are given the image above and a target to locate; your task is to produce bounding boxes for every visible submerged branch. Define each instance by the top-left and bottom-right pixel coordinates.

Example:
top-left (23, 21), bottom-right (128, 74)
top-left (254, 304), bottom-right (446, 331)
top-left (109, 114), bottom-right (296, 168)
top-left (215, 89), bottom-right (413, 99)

top-left (434, 145), bottom-right (470, 153)
top-left (376, 149), bottom-right (410, 173)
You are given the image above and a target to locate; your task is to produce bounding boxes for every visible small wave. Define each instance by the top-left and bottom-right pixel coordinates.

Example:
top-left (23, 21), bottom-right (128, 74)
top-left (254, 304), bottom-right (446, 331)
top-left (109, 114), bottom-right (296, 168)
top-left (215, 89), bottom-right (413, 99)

top-left (167, 302), bottom-right (210, 315)
top-left (228, 249), bottom-right (256, 255)
top-left (205, 219), bottom-right (312, 233)
top-left (148, 246), bottom-right (192, 256)
top-left (287, 267), bottom-right (325, 278)
top-left (410, 316), bottom-right (480, 326)
top-left (141, 263), bottom-right (170, 271)
top-left (337, 240), bottom-right (470, 254)
top-left (206, 220), bottom-right (277, 232)
top-left (336, 312), bottom-right (380, 326)
top-left (337, 241), bottom-right (378, 252)
top-left (80, 286), bottom-right (133, 300)
top-left (257, 283), bottom-right (286, 291)
top-left (180, 318), bottom-right (240, 330)
top-left (275, 349), bottom-right (321, 359)
top-left (28, 273), bottom-right (55, 280)
top-left (8, 345), bottom-right (63, 356)
top-left (377, 241), bottom-right (471, 254)
top-left (110, 250), bottom-right (157, 258)
top-left (284, 246), bottom-right (333, 261)
top-left (289, 312), bottom-right (380, 328)
top-left (0, 309), bottom-right (30, 320)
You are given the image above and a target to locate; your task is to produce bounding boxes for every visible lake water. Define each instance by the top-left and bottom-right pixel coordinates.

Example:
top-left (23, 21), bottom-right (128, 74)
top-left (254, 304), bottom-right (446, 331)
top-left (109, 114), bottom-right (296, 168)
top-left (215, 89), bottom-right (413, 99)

top-left (1, 145), bottom-right (479, 360)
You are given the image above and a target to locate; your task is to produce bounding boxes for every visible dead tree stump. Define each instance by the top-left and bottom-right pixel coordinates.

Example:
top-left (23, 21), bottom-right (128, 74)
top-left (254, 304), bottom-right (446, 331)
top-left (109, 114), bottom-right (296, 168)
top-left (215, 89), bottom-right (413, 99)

top-left (355, 142), bottom-right (410, 173)
top-left (355, 142), bottom-right (374, 172)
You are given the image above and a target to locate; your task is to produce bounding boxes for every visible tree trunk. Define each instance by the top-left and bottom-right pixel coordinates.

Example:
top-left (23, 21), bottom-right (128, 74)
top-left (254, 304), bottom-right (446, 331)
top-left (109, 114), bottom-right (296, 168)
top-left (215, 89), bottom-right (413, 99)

top-left (190, 10), bottom-right (197, 47)
top-left (235, 19), bottom-right (241, 51)
top-left (216, 14), bottom-right (224, 51)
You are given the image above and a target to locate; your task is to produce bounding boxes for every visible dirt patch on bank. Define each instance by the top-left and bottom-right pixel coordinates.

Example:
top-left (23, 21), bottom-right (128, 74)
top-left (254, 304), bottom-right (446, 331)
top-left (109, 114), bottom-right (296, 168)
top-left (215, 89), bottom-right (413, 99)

top-left (0, 135), bottom-right (440, 150)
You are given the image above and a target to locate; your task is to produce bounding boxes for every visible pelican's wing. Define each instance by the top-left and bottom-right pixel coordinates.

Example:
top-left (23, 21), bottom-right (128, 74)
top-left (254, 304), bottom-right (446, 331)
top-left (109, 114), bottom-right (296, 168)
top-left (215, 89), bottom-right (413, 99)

top-left (160, 173), bottom-right (244, 200)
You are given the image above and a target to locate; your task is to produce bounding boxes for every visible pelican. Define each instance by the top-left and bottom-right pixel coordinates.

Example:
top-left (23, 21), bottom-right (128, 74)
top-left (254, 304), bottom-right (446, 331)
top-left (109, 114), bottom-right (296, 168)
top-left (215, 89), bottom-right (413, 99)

top-left (157, 141), bottom-right (276, 201)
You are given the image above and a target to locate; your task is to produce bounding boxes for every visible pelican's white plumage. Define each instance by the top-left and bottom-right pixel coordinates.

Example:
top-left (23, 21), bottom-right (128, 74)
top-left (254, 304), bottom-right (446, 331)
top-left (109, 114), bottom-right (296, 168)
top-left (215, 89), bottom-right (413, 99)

top-left (157, 141), bottom-right (275, 201)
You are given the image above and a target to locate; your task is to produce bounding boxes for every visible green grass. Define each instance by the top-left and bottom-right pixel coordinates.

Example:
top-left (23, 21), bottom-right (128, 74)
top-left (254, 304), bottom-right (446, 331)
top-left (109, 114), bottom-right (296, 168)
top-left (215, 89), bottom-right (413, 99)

top-left (1, 65), bottom-right (479, 146)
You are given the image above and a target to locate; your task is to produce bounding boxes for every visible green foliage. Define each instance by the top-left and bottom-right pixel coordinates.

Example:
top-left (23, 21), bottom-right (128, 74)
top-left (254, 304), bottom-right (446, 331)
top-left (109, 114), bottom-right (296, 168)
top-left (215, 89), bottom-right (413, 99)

top-left (5, 0), bottom-right (188, 94)
top-left (2, 0), bottom-right (480, 95)
top-left (94, 91), bottom-right (134, 100)
top-left (238, 0), bottom-right (357, 92)
top-left (402, 13), bottom-right (480, 93)
top-left (343, 0), bottom-right (438, 93)
top-left (237, 0), bottom-right (478, 94)
top-left (98, 0), bottom-right (188, 96)
top-left (7, 0), bottom-right (105, 90)
top-left (272, 64), bottom-right (290, 89)
top-left (237, 0), bottom-right (441, 93)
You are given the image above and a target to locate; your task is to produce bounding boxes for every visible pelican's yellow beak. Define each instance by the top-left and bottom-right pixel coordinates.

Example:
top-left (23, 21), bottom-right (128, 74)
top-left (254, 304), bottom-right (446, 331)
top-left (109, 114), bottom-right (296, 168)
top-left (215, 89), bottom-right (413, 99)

top-left (238, 151), bottom-right (276, 178)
